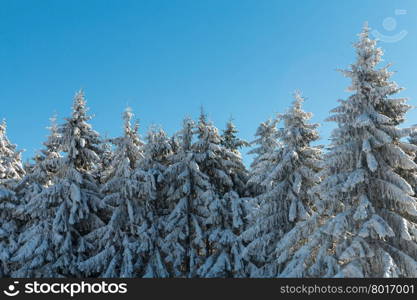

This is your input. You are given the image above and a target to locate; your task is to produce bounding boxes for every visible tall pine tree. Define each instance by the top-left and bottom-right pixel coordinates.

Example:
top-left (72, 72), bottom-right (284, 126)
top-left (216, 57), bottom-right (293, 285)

top-left (11, 116), bottom-right (63, 277)
top-left (162, 118), bottom-right (211, 277)
top-left (194, 112), bottom-right (249, 277)
top-left (243, 92), bottom-right (321, 277)
top-left (277, 25), bottom-right (417, 278)
top-left (246, 118), bottom-right (280, 197)
top-left (134, 126), bottom-right (173, 277)
top-left (11, 91), bottom-right (105, 277)
top-left (79, 107), bottom-right (145, 277)
top-left (0, 120), bottom-right (25, 277)
top-left (16, 115), bottom-right (62, 203)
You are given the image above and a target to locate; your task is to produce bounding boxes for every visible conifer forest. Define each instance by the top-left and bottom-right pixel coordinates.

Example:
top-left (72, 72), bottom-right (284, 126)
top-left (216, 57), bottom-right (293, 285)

top-left (2, 25), bottom-right (417, 278)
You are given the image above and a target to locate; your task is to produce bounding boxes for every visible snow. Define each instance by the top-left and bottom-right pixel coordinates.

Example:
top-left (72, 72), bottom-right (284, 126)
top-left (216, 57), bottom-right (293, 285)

top-left (276, 24), bottom-right (417, 278)
top-left (1, 24), bottom-right (417, 278)
top-left (243, 91), bottom-right (322, 277)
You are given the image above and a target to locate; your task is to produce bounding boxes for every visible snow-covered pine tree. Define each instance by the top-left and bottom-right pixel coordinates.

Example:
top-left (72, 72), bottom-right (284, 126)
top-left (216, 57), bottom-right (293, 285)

top-left (138, 126), bottom-right (172, 215)
top-left (96, 135), bottom-right (114, 185)
top-left (133, 126), bottom-right (173, 277)
top-left (162, 117), bottom-right (211, 277)
top-left (78, 107), bottom-right (145, 277)
top-left (0, 120), bottom-right (25, 277)
top-left (11, 91), bottom-right (105, 277)
top-left (195, 112), bottom-right (248, 197)
top-left (193, 112), bottom-right (250, 277)
top-left (0, 120), bottom-right (25, 185)
top-left (221, 119), bottom-right (252, 277)
top-left (29, 115), bottom-right (61, 185)
top-left (169, 134), bottom-right (180, 157)
top-left (15, 115), bottom-right (62, 203)
top-left (242, 92), bottom-right (321, 277)
top-left (221, 118), bottom-right (249, 153)
top-left (10, 116), bottom-right (63, 276)
top-left (220, 118), bottom-right (249, 196)
top-left (277, 24), bottom-right (417, 278)
top-left (246, 118), bottom-right (280, 197)
top-left (242, 117), bottom-right (280, 275)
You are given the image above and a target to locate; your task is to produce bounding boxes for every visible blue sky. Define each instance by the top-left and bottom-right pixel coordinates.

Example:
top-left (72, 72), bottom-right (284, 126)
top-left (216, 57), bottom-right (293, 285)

top-left (1, 0), bottom-right (417, 165)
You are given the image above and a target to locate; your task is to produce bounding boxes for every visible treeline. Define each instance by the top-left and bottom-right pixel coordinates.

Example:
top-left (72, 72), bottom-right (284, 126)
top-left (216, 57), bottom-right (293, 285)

top-left (1, 25), bottom-right (417, 278)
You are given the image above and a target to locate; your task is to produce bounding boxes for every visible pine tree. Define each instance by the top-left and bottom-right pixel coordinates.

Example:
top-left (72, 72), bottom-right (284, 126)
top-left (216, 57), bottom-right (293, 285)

top-left (242, 92), bottom-right (321, 277)
top-left (0, 120), bottom-right (25, 185)
top-left (193, 112), bottom-right (249, 277)
top-left (221, 119), bottom-right (249, 196)
top-left (277, 25), bottom-right (417, 278)
top-left (10, 116), bottom-right (63, 276)
top-left (16, 115), bottom-right (62, 203)
top-left (221, 119), bottom-right (251, 277)
top-left (96, 136), bottom-right (114, 185)
top-left (242, 117), bottom-right (280, 275)
top-left (0, 120), bottom-right (25, 277)
top-left (138, 126), bottom-right (172, 215)
top-left (246, 118), bottom-right (280, 197)
top-left (221, 118), bottom-right (249, 153)
top-left (134, 126), bottom-right (173, 277)
top-left (162, 118), bottom-right (211, 277)
top-left (79, 107), bottom-right (145, 277)
top-left (11, 91), bottom-right (105, 277)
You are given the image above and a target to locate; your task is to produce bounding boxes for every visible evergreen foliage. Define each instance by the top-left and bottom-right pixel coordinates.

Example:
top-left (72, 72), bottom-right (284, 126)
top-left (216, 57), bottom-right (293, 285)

top-left (2, 24), bottom-right (417, 278)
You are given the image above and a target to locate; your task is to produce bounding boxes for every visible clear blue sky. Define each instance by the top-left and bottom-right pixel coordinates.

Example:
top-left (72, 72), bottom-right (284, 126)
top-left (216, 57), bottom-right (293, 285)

top-left (1, 0), bottom-right (417, 165)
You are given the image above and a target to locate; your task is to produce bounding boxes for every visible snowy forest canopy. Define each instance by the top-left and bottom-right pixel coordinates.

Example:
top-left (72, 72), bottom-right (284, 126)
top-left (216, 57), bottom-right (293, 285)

top-left (1, 24), bottom-right (417, 278)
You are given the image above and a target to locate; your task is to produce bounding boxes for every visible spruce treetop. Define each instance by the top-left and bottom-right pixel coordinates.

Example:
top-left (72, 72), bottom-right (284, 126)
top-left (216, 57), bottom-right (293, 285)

top-left (221, 118), bottom-right (249, 153)
top-left (60, 90), bottom-right (102, 171)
